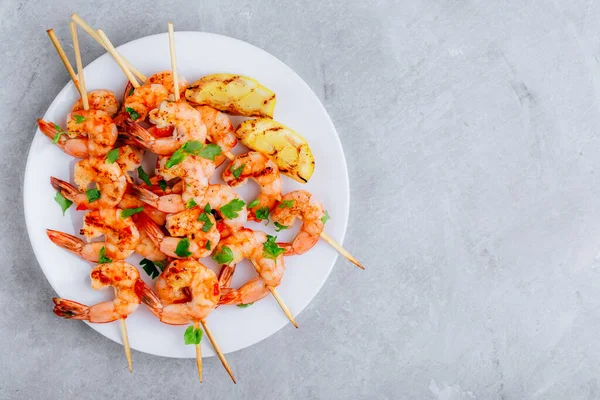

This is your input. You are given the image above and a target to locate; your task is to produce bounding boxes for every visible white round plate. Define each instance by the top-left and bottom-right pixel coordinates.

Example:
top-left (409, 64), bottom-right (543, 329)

top-left (24, 32), bottom-right (349, 358)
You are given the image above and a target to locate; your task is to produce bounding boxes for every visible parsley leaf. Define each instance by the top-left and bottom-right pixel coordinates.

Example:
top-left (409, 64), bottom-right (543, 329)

top-left (140, 258), bottom-right (165, 279)
top-left (85, 188), bottom-right (101, 203)
top-left (121, 207), bottom-right (144, 218)
top-left (165, 147), bottom-right (186, 169)
top-left (205, 240), bottom-right (211, 250)
top-left (248, 199), bottom-right (260, 209)
top-left (212, 246), bottom-right (234, 264)
top-left (279, 200), bottom-right (295, 208)
top-left (175, 238), bottom-right (192, 257)
top-left (237, 302), bottom-right (254, 308)
top-left (186, 198), bottom-right (198, 209)
top-left (255, 207), bottom-right (270, 223)
top-left (158, 179), bottom-right (168, 191)
top-left (198, 212), bottom-right (214, 232)
top-left (182, 140), bottom-right (203, 154)
top-left (231, 163), bottom-right (245, 179)
top-left (274, 222), bottom-right (288, 232)
top-left (98, 246), bottom-right (112, 264)
top-left (220, 198), bottom-right (245, 219)
top-left (263, 235), bottom-right (285, 260)
top-left (137, 166), bottom-right (152, 186)
top-left (184, 325), bottom-right (203, 345)
top-left (204, 203), bottom-right (211, 213)
top-left (73, 114), bottom-right (86, 123)
top-left (54, 192), bottom-right (73, 215)
top-left (106, 148), bottom-right (119, 164)
top-left (125, 107), bottom-right (139, 121)
top-left (129, 88), bottom-right (135, 96)
top-left (321, 210), bottom-right (331, 224)
top-left (197, 143), bottom-right (222, 161)
top-left (52, 124), bottom-right (67, 143)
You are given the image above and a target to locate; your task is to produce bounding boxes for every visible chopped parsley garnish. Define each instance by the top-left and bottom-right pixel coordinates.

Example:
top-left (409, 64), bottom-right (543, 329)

top-left (212, 246), bottom-right (234, 264)
top-left (220, 198), bottom-right (245, 219)
top-left (197, 212), bottom-right (214, 232)
top-left (205, 240), bottom-right (211, 250)
top-left (263, 235), bottom-right (285, 260)
top-left (73, 114), bottom-right (86, 123)
top-left (197, 143), bottom-right (222, 161)
top-left (52, 124), bottom-right (67, 143)
top-left (85, 188), bottom-right (101, 203)
top-left (248, 199), bottom-right (260, 209)
top-left (140, 258), bottom-right (166, 279)
top-left (165, 141), bottom-right (222, 168)
top-left (137, 166), bottom-right (152, 186)
top-left (255, 207), bottom-right (270, 223)
top-left (98, 246), bottom-right (112, 264)
top-left (175, 238), bottom-right (192, 257)
top-left (186, 198), bottom-right (198, 209)
top-left (106, 148), bottom-right (120, 164)
top-left (121, 207), bottom-right (144, 218)
top-left (237, 302), bottom-right (254, 308)
top-left (184, 325), bottom-right (203, 345)
top-left (125, 107), bottom-right (139, 121)
top-left (279, 200), bottom-right (295, 208)
top-left (54, 192), bottom-right (72, 215)
top-left (158, 179), bottom-right (168, 191)
top-left (231, 163), bottom-right (245, 179)
top-left (204, 203), bottom-right (211, 213)
top-left (129, 88), bottom-right (135, 96)
top-left (274, 222), bottom-right (288, 232)
top-left (321, 210), bottom-right (331, 224)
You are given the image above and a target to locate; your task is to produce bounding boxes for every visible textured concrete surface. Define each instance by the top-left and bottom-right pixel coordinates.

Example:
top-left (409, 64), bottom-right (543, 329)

top-left (2, 0), bottom-right (600, 398)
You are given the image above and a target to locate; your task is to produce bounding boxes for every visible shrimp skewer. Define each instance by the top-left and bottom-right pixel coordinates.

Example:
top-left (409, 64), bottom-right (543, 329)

top-left (52, 262), bottom-right (148, 372)
top-left (213, 228), bottom-right (297, 328)
top-left (135, 259), bottom-right (236, 383)
top-left (271, 190), bottom-right (364, 269)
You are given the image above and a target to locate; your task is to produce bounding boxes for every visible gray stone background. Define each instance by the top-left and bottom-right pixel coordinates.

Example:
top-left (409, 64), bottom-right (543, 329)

top-left (2, 0), bottom-right (600, 398)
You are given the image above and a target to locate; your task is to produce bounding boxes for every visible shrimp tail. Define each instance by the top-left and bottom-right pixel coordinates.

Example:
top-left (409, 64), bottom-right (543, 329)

top-left (134, 280), bottom-right (162, 310)
top-left (218, 265), bottom-right (236, 287)
top-left (122, 119), bottom-right (155, 148)
top-left (136, 213), bottom-right (164, 247)
top-left (38, 118), bottom-right (59, 141)
top-left (52, 298), bottom-right (90, 320)
top-left (130, 184), bottom-right (160, 208)
top-left (50, 177), bottom-right (80, 202)
top-left (277, 242), bottom-right (296, 256)
top-left (47, 229), bottom-right (84, 255)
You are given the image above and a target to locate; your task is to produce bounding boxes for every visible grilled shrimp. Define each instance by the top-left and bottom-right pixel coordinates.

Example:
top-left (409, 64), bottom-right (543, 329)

top-left (271, 190), bottom-right (326, 255)
top-left (122, 84), bottom-right (170, 122)
top-left (146, 70), bottom-right (188, 98)
top-left (72, 89), bottom-right (119, 117)
top-left (53, 262), bottom-right (150, 322)
top-left (47, 209), bottom-right (140, 261)
top-left (37, 119), bottom-right (89, 158)
top-left (222, 151), bottom-right (282, 222)
top-left (195, 105), bottom-right (236, 166)
top-left (126, 101), bottom-right (207, 155)
top-left (65, 110), bottom-right (118, 156)
top-left (156, 154), bottom-right (215, 206)
top-left (215, 229), bottom-right (285, 306)
top-left (134, 259), bottom-right (220, 325)
top-left (204, 184), bottom-right (248, 236)
top-left (137, 208), bottom-right (219, 259)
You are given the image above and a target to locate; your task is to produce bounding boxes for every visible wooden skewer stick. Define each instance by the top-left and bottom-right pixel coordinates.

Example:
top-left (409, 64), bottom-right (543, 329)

top-left (268, 286), bottom-right (298, 328)
top-left (319, 232), bottom-right (364, 270)
top-left (250, 260), bottom-right (298, 327)
top-left (71, 13), bottom-right (147, 82)
top-left (69, 21), bottom-right (88, 110)
top-left (224, 151), bottom-right (235, 160)
top-left (96, 30), bottom-right (140, 88)
top-left (193, 321), bottom-right (203, 382)
top-left (167, 22), bottom-right (180, 102)
top-left (46, 29), bottom-right (81, 94)
top-left (200, 319), bottom-right (236, 383)
top-left (113, 288), bottom-right (133, 372)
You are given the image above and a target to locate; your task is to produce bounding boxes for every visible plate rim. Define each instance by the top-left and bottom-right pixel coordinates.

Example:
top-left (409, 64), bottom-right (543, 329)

top-left (23, 31), bottom-right (350, 358)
